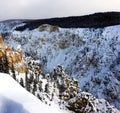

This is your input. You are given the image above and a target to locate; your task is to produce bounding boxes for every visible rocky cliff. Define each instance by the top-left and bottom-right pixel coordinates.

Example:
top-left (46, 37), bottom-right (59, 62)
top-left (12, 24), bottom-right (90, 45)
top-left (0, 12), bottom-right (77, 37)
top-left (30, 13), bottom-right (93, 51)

top-left (0, 36), bottom-right (25, 72)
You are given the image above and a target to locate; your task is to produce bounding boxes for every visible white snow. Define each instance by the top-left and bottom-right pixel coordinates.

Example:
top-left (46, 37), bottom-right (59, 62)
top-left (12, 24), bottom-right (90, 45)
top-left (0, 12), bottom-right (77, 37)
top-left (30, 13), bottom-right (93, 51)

top-left (0, 22), bottom-right (120, 110)
top-left (0, 73), bottom-right (70, 113)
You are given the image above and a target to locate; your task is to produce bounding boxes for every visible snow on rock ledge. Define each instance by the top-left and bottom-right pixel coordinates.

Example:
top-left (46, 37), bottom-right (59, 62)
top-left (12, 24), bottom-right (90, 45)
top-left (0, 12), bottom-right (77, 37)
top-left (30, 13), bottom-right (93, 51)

top-left (66, 92), bottom-right (119, 113)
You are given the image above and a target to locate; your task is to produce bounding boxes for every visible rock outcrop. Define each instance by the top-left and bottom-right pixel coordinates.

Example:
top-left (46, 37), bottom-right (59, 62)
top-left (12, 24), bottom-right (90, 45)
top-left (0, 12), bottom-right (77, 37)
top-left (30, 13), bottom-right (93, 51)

top-left (0, 35), bottom-right (25, 73)
top-left (39, 24), bottom-right (59, 33)
top-left (0, 35), bottom-right (5, 49)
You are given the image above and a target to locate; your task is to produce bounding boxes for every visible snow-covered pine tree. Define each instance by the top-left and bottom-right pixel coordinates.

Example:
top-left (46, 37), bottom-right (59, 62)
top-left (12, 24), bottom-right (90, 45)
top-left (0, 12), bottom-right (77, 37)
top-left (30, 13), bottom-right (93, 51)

top-left (32, 79), bottom-right (37, 95)
top-left (38, 81), bottom-right (43, 92)
top-left (11, 63), bottom-right (16, 80)
top-left (0, 57), bottom-right (3, 72)
top-left (25, 70), bottom-right (31, 91)
top-left (45, 83), bottom-right (49, 94)
top-left (20, 78), bottom-right (24, 87)
top-left (3, 51), bottom-right (9, 74)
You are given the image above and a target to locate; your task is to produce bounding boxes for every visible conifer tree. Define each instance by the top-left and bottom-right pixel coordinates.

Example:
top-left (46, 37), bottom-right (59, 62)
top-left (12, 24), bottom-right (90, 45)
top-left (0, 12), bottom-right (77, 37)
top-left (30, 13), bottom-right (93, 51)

top-left (0, 57), bottom-right (3, 72)
top-left (45, 83), bottom-right (49, 94)
top-left (11, 63), bottom-right (16, 80)
top-left (27, 83), bottom-right (31, 92)
top-left (20, 78), bottom-right (24, 87)
top-left (37, 93), bottom-right (42, 101)
top-left (25, 70), bottom-right (31, 92)
top-left (25, 70), bottom-right (28, 89)
top-left (29, 74), bottom-right (34, 84)
top-left (3, 52), bottom-right (9, 74)
top-left (32, 79), bottom-right (37, 95)
top-left (38, 81), bottom-right (43, 92)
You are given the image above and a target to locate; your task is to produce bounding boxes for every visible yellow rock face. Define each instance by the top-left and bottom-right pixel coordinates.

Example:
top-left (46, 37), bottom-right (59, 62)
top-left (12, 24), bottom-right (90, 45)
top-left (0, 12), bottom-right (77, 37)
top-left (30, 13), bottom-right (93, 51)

top-left (0, 50), bottom-right (4, 57)
top-left (0, 36), bottom-right (5, 49)
top-left (0, 35), bottom-right (26, 73)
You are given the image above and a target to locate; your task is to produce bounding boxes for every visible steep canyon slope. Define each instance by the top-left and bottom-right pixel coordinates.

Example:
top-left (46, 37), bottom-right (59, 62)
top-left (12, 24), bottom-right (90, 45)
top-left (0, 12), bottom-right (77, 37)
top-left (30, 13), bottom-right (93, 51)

top-left (0, 13), bottom-right (120, 111)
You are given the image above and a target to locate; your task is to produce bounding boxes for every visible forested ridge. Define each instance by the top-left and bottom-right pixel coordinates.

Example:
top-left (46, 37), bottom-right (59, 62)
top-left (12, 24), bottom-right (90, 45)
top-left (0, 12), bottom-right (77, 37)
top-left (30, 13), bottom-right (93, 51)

top-left (15, 12), bottom-right (120, 31)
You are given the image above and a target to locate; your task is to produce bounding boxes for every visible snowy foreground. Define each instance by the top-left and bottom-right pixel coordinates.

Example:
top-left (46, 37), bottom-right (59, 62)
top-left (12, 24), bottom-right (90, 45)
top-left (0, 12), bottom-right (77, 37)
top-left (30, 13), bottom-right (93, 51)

top-left (0, 73), bottom-right (70, 113)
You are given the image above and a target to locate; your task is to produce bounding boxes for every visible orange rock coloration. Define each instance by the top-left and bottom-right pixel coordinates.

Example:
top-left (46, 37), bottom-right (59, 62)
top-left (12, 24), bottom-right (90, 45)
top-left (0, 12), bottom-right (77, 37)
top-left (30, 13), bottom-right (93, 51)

top-left (0, 36), bottom-right (5, 49)
top-left (0, 35), bottom-right (26, 73)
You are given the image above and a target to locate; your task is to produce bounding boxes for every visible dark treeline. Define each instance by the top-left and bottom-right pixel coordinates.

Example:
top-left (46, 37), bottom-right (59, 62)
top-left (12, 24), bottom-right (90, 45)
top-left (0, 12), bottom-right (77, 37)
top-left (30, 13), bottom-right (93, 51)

top-left (16, 12), bottom-right (120, 31)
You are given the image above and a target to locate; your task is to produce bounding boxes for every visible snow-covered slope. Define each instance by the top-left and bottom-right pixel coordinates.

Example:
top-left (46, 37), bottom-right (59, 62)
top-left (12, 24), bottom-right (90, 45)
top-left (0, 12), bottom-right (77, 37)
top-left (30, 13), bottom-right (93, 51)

top-left (0, 73), bottom-right (70, 113)
top-left (0, 20), bottom-right (24, 35)
top-left (1, 23), bottom-right (120, 110)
